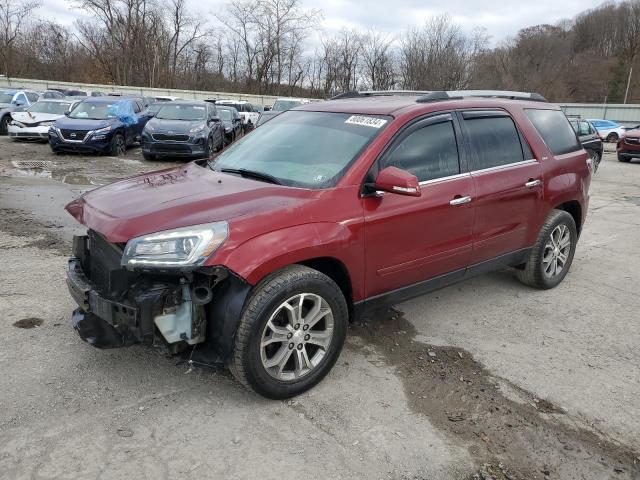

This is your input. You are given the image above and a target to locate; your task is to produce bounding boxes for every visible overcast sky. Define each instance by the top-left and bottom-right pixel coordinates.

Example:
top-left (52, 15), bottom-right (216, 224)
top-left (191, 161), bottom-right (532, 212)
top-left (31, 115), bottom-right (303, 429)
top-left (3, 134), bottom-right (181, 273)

top-left (41, 0), bottom-right (612, 45)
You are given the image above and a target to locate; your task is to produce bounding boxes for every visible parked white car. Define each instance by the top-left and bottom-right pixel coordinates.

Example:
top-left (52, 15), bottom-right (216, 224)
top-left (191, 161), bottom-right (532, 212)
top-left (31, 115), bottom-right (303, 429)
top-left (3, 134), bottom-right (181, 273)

top-left (8, 98), bottom-right (81, 141)
top-left (587, 119), bottom-right (627, 143)
top-left (215, 99), bottom-right (260, 128)
top-left (270, 97), bottom-right (311, 112)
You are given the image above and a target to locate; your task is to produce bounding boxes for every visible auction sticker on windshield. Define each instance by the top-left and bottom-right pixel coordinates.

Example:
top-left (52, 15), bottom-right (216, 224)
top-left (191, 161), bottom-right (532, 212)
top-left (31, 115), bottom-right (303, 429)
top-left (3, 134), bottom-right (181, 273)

top-left (345, 115), bottom-right (387, 128)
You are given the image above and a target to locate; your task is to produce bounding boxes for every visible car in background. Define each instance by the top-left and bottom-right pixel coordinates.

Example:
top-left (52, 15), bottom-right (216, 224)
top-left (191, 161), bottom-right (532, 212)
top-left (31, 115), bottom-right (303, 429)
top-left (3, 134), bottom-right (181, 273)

top-left (49, 96), bottom-right (152, 156)
top-left (258, 97), bottom-right (311, 126)
top-left (141, 101), bottom-right (223, 160)
top-left (214, 100), bottom-right (259, 132)
top-left (0, 88), bottom-right (41, 135)
top-left (40, 90), bottom-right (65, 99)
top-left (568, 117), bottom-right (603, 172)
top-left (616, 129), bottom-right (640, 163)
top-left (8, 98), bottom-right (81, 141)
top-left (154, 96), bottom-right (185, 102)
top-left (215, 105), bottom-right (243, 145)
top-left (65, 89), bottom-right (105, 97)
top-left (587, 119), bottom-right (626, 143)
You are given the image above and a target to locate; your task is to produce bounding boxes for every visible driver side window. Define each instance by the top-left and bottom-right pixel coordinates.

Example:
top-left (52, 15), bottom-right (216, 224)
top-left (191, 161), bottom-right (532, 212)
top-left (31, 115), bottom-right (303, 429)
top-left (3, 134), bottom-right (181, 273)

top-left (383, 120), bottom-right (461, 182)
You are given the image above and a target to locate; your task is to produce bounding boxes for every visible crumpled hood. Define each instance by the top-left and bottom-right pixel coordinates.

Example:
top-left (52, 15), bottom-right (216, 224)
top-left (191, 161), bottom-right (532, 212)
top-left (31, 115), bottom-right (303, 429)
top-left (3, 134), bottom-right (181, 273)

top-left (54, 116), bottom-right (115, 131)
top-left (11, 111), bottom-right (63, 123)
top-left (65, 162), bottom-right (315, 243)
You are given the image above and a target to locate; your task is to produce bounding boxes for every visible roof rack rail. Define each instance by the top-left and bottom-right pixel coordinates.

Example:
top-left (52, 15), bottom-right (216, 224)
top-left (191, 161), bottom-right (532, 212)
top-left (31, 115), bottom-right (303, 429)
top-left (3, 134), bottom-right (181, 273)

top-left (416, 90), bottom-right (548, 103)
top-left (330, 90), bottom-right (431, 100)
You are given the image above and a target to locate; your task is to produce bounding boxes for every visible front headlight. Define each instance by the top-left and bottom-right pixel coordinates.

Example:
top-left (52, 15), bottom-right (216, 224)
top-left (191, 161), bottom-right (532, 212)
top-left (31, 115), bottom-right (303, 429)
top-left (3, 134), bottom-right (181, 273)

top-left (39, 121), bottom-right (54, 127)
top-left (121, 221), bottom-right (229, 268)
top-left (93, 125), bottom-right (111, 135)
top-left (10, 120), bottom-right (25, 127)
top-left (190, 123), bottom-right (205, 133)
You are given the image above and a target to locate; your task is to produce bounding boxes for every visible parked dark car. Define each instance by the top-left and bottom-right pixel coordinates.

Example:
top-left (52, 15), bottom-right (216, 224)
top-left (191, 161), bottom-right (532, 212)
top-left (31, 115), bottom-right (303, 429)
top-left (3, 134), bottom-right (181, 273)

top-left (49, 96), bottom-right (152, 155)
top-left (568, 117), bottom-right (603, 172)
top-left (65, 90), bottom-right (591, 399)
top-left (215, 105), bottom-right (243, 145)
top-left (141, 101), bottom-right (224, 160)
top-left (616, 129), bottom-right (640, 163)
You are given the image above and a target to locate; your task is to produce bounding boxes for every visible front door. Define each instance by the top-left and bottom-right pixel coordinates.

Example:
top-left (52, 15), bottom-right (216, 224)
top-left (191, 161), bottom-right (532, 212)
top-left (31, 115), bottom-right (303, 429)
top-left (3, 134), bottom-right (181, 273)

top-left (458, 110), bottom-right (543, 265)
top-left (363, 113), bottom-right (476, 299)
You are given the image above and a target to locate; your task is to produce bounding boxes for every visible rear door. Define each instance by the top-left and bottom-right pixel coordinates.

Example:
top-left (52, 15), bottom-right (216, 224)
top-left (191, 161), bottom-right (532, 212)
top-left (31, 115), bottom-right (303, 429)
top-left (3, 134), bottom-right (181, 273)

top-left (459, 110), bottom-right (543, 265)
top-left (363, 113), bottom-right (475, 298)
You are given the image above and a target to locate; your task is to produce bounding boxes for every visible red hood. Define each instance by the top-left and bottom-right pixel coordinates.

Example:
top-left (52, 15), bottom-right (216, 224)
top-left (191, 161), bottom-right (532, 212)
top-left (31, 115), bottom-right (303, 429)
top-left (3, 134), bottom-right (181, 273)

top-left (625, 129), bottom-right (640, 138)
top-left (65, 162), bottom-right (315, 243)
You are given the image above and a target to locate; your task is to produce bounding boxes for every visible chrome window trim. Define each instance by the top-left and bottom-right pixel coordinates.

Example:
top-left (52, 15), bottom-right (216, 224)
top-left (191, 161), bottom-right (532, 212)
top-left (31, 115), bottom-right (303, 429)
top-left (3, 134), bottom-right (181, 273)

top-left (418, 172), bottom-right (471, 186)
top-left (469, 159), bottom-right (537, 175)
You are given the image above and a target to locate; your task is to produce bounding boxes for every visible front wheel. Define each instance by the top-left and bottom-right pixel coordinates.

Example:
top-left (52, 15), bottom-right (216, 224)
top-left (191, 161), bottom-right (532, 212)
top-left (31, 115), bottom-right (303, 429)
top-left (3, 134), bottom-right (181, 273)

top-left (517, 209), bottom-right (577, 289)
top-left (109, 133), bottom-right (126, 156)
top-left (618, 153), bottom-right (631, 163)
top-left (0, 115), bottom-right (10, 135)
top-left (230, 265), bottom-right (348, 399)
top-left (143, 152), bottom-right (156, 161)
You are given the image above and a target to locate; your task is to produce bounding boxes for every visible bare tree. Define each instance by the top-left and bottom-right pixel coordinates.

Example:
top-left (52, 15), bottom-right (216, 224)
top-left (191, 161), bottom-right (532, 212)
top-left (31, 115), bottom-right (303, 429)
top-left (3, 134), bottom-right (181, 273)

top-left (0, 0), bottom-right (39, 76)
top-left (360, 30), bottom-right (395, 90)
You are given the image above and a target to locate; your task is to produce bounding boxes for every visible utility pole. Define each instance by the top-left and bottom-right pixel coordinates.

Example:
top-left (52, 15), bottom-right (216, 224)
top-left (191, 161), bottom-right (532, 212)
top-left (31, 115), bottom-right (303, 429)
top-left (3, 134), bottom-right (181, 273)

top-left (624, 67), bottom-right (633, 104)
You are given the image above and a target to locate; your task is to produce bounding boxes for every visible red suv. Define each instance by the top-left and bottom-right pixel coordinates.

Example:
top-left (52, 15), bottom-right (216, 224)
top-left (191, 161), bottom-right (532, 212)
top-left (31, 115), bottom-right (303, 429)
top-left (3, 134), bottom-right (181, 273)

top-left (617, 128), bottom-right (640, 162)
top-left (65, 90), bottom-right (592, 398)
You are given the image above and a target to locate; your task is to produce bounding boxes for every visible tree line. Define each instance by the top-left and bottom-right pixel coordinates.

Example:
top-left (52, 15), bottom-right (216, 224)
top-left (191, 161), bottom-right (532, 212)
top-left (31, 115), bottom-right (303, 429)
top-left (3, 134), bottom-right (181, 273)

top-left (1, 0), bottom-right (639, 102)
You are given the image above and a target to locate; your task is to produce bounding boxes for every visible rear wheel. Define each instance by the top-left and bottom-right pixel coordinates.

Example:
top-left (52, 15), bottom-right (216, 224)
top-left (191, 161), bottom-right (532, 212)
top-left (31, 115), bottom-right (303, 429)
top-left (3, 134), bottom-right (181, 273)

top-left (587, 149), bottom-right (601, 172)
top-left (618, 153), bottom-right (631, 163)
top-left (517, 209), bottom-right (577, 290)
top-left (606, 132), bottom-right (619, 143)
top-left (109, 133), bottom-right (126, 156)
top-left (0, 115), bottom-right (10, 135)
top-left (230, 265), bottom-right (348, 399)
top-left (204, 136), bottom-right (215, 157)
top-left (143, 152), bottom-right (156, 161)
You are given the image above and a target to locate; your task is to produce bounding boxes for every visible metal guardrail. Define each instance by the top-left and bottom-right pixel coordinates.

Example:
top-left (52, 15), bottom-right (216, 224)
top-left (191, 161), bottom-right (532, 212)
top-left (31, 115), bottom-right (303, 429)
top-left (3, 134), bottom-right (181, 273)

top-left (0, 76), bottom-right (316, 107)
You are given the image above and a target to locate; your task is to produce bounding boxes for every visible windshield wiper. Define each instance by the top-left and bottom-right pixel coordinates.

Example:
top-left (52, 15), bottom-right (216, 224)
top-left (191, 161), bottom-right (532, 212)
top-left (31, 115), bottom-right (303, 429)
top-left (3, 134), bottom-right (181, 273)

top-left (219, 168), bottom-right (282, 185)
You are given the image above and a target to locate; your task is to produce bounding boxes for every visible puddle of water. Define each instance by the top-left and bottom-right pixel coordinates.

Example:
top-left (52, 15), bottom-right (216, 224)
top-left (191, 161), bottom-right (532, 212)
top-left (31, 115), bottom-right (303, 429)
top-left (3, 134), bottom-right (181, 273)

top-left (13, 318), bottom-right (44, 329)
top-left (624, 196), bottom-right (640, 206)
top-left (7, 164), bottom-right (105, 186)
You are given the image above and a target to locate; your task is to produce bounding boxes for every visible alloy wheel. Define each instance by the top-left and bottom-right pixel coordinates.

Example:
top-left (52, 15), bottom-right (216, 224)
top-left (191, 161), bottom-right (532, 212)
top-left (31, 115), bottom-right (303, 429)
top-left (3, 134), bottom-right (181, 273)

top-left (116, 136), bottom-right (126, 156)
top-left (542, 224), bottom-right (571, 278)
top-left (260, 293), bottom-right (334, 381)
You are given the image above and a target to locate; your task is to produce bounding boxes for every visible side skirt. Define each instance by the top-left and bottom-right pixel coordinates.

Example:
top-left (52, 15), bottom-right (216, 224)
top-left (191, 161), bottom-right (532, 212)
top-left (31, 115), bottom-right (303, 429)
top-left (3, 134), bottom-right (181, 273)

top-left (354, 247), bottom-right (532, 319)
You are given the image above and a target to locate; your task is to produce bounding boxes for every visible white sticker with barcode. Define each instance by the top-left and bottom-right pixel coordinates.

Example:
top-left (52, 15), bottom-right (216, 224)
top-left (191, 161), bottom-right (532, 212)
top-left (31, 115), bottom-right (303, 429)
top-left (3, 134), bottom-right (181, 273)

top-left (345, 115), bottom-right (387, 128)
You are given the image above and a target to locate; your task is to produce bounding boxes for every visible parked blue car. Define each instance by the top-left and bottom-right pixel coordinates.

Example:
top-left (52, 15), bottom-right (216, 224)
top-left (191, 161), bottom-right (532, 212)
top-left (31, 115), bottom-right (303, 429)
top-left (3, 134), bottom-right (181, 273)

top-left (49, 97), bottom-right (152, 155)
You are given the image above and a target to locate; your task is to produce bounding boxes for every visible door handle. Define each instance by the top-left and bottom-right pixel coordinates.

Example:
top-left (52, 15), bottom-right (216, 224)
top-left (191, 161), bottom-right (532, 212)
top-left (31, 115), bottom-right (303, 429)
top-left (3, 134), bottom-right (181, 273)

top-left (449, 196), bottom-right (472, 206)
top-left (525, 179), bottom-right (542, 188)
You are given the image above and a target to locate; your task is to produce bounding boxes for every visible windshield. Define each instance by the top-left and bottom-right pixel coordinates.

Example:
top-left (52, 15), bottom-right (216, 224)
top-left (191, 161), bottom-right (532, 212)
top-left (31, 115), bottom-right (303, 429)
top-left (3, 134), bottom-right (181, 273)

top-left (28, 101), bottom-right (71, 115)
top-left (217, 109), bottom-right (233, 121)
top-left (0, 91), bottom-right (15, 103)
top-left (212, 111), bottom-right (389, 189)
top-left (69, 102), bottom-right (117, 120)
top-left (156, 104), bottom-right (206, 121)
top-left (272, 99), bottom-right (304, 111)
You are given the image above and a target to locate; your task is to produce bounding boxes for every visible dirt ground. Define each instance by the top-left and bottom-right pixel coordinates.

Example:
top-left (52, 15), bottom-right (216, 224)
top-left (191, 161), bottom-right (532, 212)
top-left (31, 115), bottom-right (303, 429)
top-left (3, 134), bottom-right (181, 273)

top-left (0, 137), bottom-right (639, 480)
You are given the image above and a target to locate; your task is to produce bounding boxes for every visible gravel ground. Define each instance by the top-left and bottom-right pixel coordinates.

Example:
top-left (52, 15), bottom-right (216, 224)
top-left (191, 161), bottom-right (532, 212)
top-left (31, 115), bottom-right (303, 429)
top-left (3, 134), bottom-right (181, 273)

top-left (0, 137), bottom-right (639, 479)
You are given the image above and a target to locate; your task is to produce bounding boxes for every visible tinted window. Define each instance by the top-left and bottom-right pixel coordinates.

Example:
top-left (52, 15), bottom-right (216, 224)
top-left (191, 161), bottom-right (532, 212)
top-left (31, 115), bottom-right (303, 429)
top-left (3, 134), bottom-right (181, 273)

top-left (525, 109), bottom-right (581, 156)
top-left (384, 120), bottom-right (460, 182)
top-left (26, 92), bottom-right (39, 103)
top-left (464, 116), bottom-right (525, 170)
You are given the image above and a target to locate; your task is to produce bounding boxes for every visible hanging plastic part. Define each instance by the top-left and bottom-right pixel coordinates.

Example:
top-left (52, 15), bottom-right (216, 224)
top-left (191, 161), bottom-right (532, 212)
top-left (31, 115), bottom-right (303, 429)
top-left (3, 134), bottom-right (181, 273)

top-left (107, 100), bottom-right (137, 127)
top-left (154, 285), bottom-right (205, 345)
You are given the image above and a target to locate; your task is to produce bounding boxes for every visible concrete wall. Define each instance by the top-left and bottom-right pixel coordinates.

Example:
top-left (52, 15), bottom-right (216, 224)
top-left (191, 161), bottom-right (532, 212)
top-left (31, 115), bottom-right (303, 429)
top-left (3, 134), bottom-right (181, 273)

top-left (2, 77), bottom-right (640, 123)
top-left (558, 103), bottom-right (640, 126)
top-left (0, 76), bottom-right (316, 107)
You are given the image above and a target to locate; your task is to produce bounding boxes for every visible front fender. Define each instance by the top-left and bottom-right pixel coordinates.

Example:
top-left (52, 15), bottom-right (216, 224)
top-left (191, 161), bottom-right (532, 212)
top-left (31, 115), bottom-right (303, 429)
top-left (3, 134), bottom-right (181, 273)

top-left (214, 222), bottom-right (365, 301)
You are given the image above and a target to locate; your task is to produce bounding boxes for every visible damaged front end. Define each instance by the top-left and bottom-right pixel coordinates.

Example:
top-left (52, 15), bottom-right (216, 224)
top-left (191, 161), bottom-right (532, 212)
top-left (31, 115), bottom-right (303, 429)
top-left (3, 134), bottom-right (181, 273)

top-left (67, 230), bottom-right (250, 363)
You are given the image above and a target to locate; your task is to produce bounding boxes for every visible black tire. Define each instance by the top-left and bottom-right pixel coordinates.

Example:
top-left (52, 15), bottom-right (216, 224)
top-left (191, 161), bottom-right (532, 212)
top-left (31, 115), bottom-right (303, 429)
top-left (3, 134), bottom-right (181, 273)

top-left (618, 153), bottom-right (631, 163)
top-left (143, 152), bottom-right (156, 161)
top-left (204, 136), bottom-right (215, 158)
top-left (606, 132), bottom-right (619, 143)
top-left (109, 133), bottom-right (126, 156)
top-left (0, 115), bottom-right (10, 136)
top-left (230, 265), bottom-right (348, 399)
top-left (587, 149), bottom-right (601, 172)
top-left (517, 209), bottom-right (578, 290)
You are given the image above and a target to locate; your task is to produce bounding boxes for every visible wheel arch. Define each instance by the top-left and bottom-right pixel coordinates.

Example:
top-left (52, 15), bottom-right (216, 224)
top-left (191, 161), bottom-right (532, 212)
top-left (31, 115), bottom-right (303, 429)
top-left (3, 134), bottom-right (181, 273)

top-left (554, 200), bottom-right (582, 235)
top-left (297, 256), bottom-right (354, 320)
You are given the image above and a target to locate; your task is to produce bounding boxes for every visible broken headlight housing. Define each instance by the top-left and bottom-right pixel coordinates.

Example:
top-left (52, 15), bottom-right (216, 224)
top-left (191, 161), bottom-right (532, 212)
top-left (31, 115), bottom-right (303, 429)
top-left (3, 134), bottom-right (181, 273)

top-left (121, 221), bottom-right (228, 268)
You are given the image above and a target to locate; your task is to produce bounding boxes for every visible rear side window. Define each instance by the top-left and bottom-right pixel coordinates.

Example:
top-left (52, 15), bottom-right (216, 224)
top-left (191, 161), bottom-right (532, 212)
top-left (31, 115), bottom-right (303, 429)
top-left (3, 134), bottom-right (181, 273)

top-left (525, 109), bottom-right (581, 156)
top-left (384, 120), bottom-right (460, 182)
top-left (463, 115), bottom-right (525, 170)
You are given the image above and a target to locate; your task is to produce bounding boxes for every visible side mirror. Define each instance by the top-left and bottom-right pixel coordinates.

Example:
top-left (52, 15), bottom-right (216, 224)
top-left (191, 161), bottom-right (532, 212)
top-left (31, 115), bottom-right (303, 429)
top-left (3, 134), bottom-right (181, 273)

top-left (14, 100), bottom-right (25, 107)
top-left (373, 166), bottom-right (421, 197)
top-left (263, 106), bottom-right (271, 111)
top-left (210, 116), bottom-right (220, 123)
top-left (64, 111), bottom-right (71, 116)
